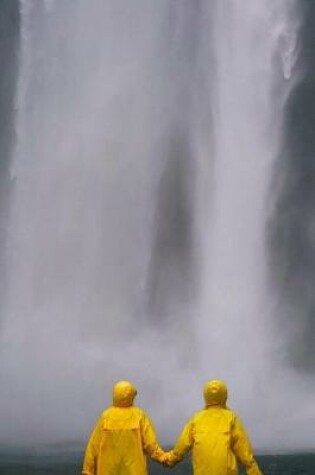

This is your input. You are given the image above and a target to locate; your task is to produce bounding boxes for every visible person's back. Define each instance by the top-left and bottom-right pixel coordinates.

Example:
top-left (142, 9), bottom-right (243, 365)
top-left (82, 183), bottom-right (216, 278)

top-left (167, 380), bottom-right (263, 475)
top-left (82, 381), bottom-right (166, 475)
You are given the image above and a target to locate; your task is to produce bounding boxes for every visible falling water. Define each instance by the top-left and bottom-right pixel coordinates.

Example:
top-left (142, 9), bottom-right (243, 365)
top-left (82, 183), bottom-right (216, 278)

top-left (1, 0), bottom-right (314, 451)
top-left (197, 0), bottom-right (299, 397)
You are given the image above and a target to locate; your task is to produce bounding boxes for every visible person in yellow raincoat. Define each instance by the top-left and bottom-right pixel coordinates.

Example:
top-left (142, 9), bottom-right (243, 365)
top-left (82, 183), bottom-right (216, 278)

top-left (165, 380), bottom-right (263, 475)
top-left (82, 380), bottom-right (167, 475)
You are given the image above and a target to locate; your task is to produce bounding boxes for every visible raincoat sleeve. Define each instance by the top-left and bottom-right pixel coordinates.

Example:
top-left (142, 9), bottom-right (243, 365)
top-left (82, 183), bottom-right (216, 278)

top-left (140, 411), bottom-right (167, 463)
top-left (231, 415), bottom-right (263, 475)
top-left (82, 415), bottom-right (104, 475)
top-left (168, 418), bottom-right (194, 464)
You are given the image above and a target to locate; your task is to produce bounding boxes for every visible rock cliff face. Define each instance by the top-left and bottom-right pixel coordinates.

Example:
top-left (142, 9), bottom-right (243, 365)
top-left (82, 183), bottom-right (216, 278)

top-left (0, 0), bottom-right (20, 312)
top-left (268, 0), bottom-right (315, 370)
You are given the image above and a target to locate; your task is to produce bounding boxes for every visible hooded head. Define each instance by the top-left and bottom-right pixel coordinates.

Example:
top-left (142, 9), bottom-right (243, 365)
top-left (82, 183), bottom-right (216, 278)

top-left (112, 381), bottom-right (138, 407)
top-left (203, 380), bottom-right (228, 407)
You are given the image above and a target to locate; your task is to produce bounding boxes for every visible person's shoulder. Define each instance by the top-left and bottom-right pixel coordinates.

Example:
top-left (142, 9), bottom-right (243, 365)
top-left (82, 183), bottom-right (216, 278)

top-left (190, 409), bottom-right (205, 423)
top-left (133, 406), bottom-right (157, 424)
top-left (99, 406), bottom-right (113, 418)
top-left (224, 406), bottom-right (235, 414)
top-left (133, 406), bottom-right (149, 417)
top-left (224, 406), bottom-right (241, 423)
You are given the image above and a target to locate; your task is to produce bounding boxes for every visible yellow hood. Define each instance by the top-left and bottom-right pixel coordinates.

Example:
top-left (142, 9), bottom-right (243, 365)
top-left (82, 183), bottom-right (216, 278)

top-left (112, 381), bottom-right (137, 407)
top-left (203, 380), bottom-right (228, 407)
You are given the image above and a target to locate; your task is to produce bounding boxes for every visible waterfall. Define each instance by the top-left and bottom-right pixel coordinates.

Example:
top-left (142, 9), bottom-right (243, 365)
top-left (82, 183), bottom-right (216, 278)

top-left (197, 0), bottom-right (299, 395)
top-left (1, 0), bottom-right (313, 451)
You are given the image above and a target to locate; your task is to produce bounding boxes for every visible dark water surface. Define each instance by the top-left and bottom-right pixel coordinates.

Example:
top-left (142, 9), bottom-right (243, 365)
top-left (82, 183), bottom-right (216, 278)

top-left (0, 449), bottom-right (314, 475)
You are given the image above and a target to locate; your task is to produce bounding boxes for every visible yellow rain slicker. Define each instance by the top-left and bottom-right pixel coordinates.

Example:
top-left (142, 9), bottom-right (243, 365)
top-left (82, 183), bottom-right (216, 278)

top-left (169, 380), bottom-right (262, 475)
top-left (82, 381), bottom-right (166, 475)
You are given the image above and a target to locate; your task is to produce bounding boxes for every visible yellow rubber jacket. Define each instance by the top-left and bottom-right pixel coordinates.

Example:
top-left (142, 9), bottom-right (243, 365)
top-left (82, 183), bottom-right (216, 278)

top-left (82, 381), bottom-right (166, 475)
top-left (169, 381), bottom-right (263, 475)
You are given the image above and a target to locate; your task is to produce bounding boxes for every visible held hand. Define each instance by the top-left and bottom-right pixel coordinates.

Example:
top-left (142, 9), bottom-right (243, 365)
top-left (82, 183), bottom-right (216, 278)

top-left (162, 451), bottom-right (178, 468)
top-left (159, 453), bottom-right (171, 467)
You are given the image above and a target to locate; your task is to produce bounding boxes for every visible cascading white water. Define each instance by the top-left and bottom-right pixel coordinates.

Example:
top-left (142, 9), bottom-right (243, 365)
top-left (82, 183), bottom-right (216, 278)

top-left (197, 0), bottom-right (298, 389)
top-left (195, 1), bottom-right (304, 447)
top-left (1, 0), bottom-right (313, 451)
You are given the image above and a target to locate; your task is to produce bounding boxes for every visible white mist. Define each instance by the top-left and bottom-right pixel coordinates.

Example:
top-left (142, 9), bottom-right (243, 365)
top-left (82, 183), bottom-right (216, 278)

top-left (1, 0), bottom-right (312, 452)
